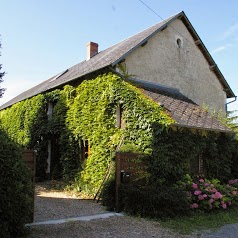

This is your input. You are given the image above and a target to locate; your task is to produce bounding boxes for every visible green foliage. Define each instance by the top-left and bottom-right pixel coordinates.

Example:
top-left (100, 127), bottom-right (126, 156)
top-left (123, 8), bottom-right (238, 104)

top-left (51, 85), bottom-right (80, 181)
top-left (0, 94), bottom-right (46, 146)
top-left (0, 129), bottom-right (33, 238)
top-left (161, 206), bottom-right (238, 235)
top-left (118, 143), bottom-right (143, 153)
top-left (204, 133), bottom-right (237, 181)
top-left (226, 111), bottom-right (238, 138)
top-left (0, 94), bottom-right (49, 178)
top-left (149, 128), bottom-right (238, 184)
top-left (149, 129), bottom-right (204, 184)
top-left (202, 103), bottom-right (238, 138)
top-left (101, 178), bottom-right (116, 211)
top-left (66, 73), bottom-right (172, 194)
top-left (121, 183), bottom-right (190, 218)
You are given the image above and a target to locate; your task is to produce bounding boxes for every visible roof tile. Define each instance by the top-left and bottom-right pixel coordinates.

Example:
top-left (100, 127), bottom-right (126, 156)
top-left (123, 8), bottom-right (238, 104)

top-left (142, 89), bottom-right (232, 133)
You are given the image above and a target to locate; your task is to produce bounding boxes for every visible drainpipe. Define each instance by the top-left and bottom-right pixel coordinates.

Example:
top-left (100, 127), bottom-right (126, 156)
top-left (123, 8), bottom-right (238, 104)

top-left (225, 96), bottom-right (237, 113)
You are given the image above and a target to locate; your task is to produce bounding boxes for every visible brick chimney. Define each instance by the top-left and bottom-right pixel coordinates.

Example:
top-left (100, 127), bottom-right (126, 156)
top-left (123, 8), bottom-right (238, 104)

top-left (86, 42), bottom-right (98, 61)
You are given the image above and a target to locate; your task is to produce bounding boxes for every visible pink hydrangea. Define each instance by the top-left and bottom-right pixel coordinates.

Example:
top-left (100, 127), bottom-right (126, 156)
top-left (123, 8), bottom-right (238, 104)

top-left (209, 198), bottom-right (214, 204)
top-left (199, 179), bottom-right (204, 183)
top-left (210, 188), bottom-right (217, 193)
top-left (229, 180), bottom-right (234, 185)
top-left (204, 183), bottom-right (209, 187)
top-left (214, 191), bottom-right (222, 199)
top-left (232, 191), bottom-right (237, 195)
top-left (222, 203), bottom-right (227, 209)
top-left (194, 190), bottom-right (202, 195)
top-left (192, 183), bottom-right (198, 189)
top-left (198, 195), bottom-right (204, 200)
top-left (191, 203), bottom-right (198, 209)
top-left (229, 179), bottom-right (238, 185)
top-left (203, 194), bottom-right (208, 198)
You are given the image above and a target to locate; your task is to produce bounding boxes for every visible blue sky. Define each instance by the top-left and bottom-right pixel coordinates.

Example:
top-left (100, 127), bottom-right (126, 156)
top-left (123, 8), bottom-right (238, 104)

top-left (0, 0), bottom-right (237, 112)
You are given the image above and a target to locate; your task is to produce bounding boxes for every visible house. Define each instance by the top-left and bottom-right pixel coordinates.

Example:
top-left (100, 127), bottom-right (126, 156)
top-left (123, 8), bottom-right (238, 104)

top-left (0, 11), bottom-right (236, 184)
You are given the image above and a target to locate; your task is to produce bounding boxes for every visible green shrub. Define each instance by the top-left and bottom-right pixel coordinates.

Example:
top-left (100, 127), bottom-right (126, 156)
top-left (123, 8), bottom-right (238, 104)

top-left (101, 178), bottom-right (116, 211)
top-left (121, 183), bottom-right (190, 219)
top-left (0, 129), bottom-right (34, 238)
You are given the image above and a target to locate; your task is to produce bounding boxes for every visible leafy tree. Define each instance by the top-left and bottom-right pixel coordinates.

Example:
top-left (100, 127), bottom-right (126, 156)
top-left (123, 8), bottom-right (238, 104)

top-left (202, 103), bottom-right (238, 138)
top-left (213, 110), bottom-right (238, 138)
top-left (227, 110), bottom-right (238, 138)
top-left (0, 38), bottom-right (5, 98)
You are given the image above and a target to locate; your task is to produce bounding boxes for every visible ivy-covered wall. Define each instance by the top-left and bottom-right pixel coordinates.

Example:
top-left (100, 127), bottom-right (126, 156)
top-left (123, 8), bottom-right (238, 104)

top-left (59, 73), bottom-right (173, 193)
top-left (0, 72), bottom-right (237, 194)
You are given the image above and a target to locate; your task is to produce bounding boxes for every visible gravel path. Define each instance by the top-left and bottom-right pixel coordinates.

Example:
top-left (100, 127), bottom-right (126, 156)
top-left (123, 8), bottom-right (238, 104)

top-left (34, 183), bottom-right (106, 222)
top-left (29, 215), bottom-right (198, 238)
top-left (29, 182), bottom-right (238, 238)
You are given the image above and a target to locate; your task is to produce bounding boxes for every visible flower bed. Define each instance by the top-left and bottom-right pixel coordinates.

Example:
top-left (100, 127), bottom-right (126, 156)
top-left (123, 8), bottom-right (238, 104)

top-left (177, 175), bottom-right (238, 211)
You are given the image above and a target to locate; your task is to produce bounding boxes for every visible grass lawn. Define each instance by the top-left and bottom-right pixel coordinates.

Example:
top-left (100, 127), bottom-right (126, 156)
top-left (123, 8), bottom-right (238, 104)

top-left (160, 207), bottom-right (238, 235)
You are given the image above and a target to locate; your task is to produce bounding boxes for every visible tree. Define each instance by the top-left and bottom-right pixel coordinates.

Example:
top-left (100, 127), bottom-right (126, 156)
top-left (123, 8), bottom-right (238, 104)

top-left (0, 38), bottom-right (5, 98)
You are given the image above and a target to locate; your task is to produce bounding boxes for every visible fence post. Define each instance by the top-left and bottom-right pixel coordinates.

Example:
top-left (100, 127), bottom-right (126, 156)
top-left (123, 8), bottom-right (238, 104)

top-left (22, 149), bottom-right (36, 222)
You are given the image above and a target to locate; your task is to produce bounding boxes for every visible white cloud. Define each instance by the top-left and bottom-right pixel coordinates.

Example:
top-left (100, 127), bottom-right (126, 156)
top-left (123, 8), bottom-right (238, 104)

top-left (211, 43), bottom-right (232, 54)
top-left (222, 23), bottom-right (238, 40)
top-left (211, 46), bottom-right (226, 54)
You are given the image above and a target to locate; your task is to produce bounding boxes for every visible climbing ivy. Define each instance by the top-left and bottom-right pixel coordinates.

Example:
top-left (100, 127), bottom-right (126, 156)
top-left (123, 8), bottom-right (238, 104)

top-left (0, 94), bottom-right (46, 147)
top-left (66, 73), bottom-right (173, 193)
top-left (0, 72), bottom-right (237, 195)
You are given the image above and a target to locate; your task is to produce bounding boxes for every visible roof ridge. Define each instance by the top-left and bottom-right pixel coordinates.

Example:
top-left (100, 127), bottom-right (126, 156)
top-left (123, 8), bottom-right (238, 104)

top-left (99, 11), bottom-right (183, 54)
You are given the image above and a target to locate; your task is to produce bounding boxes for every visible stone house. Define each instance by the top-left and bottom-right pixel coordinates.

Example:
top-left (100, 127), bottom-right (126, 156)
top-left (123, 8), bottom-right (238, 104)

top-left (0, 11), bottom-right (236, 177)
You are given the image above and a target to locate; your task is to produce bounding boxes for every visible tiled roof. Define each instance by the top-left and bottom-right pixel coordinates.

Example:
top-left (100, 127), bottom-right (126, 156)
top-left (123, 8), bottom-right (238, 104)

top-left (142, 88), bottom-right (232, 133)
top-left (0, 11), bottom-right (234, 110)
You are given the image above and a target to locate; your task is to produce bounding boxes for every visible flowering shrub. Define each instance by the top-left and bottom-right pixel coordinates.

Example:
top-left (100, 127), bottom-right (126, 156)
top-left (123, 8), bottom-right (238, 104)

top-left (177, 175), bottom-right (238, 211)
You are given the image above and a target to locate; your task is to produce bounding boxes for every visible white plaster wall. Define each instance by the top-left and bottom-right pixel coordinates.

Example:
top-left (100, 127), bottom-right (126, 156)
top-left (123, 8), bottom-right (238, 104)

top-left (124, 19), bottom-right (226, 112)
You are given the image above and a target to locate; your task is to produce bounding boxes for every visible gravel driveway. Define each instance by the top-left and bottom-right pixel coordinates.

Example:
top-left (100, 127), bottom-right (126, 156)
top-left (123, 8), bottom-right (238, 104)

top-left (34, 183), bottom-right (106, 222)
top-left (28, 182), bottom-right (238, 238)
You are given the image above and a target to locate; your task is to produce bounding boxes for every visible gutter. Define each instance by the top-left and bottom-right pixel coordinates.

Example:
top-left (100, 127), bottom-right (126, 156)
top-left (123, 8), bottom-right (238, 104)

top-left (225, 96), bottom-right (237, 112)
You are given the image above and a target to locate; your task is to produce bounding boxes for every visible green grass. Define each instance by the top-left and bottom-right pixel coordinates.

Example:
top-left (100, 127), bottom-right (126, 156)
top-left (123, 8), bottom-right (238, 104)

top-left (160, 207), bottom-right (238, 235)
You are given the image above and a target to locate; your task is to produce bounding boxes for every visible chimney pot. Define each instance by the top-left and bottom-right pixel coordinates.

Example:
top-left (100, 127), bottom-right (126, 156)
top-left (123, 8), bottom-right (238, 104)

top-left (87, 42), bottom-right (98, 60)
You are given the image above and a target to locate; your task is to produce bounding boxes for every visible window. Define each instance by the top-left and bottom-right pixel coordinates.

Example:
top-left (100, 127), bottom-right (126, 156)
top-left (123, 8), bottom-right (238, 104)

top-left (191, 154), bottom-right (205, 176)
top-left (177, 38), bottom-right (182, 48)
top-left (81, 140), bottom-right (90, 161)
top-left (116, 104), bottom-right (125, 128)
top-left (175, 35), bottom-right (183, 49)
top-left (116, 105), bottom-right (122, 128)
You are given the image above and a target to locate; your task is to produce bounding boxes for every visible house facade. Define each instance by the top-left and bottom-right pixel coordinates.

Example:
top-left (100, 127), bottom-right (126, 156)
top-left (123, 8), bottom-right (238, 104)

top-left (0, 12), bottom-right (236, 185)
top-left (124, 18), bottom-right (227, 112)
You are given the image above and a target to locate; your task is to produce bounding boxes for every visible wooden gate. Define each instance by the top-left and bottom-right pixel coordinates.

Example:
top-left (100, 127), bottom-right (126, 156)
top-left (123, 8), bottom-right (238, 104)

top-left (22, 149), bottom-right (36, 183)
top-left (22, 149), bottom-right (36, 222)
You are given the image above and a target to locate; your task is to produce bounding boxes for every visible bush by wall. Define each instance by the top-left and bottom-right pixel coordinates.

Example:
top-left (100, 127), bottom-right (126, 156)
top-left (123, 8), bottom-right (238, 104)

top-left (0, 94), bottom-right (49, 178)
top-left (176, 174), bottom-right (238, 211)
top-left (121, 183), bottom-right (190, 218)
top-left (0, 129), bottom-right (34, 238)
top-left (101, 178), bottom-right (116, 211)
